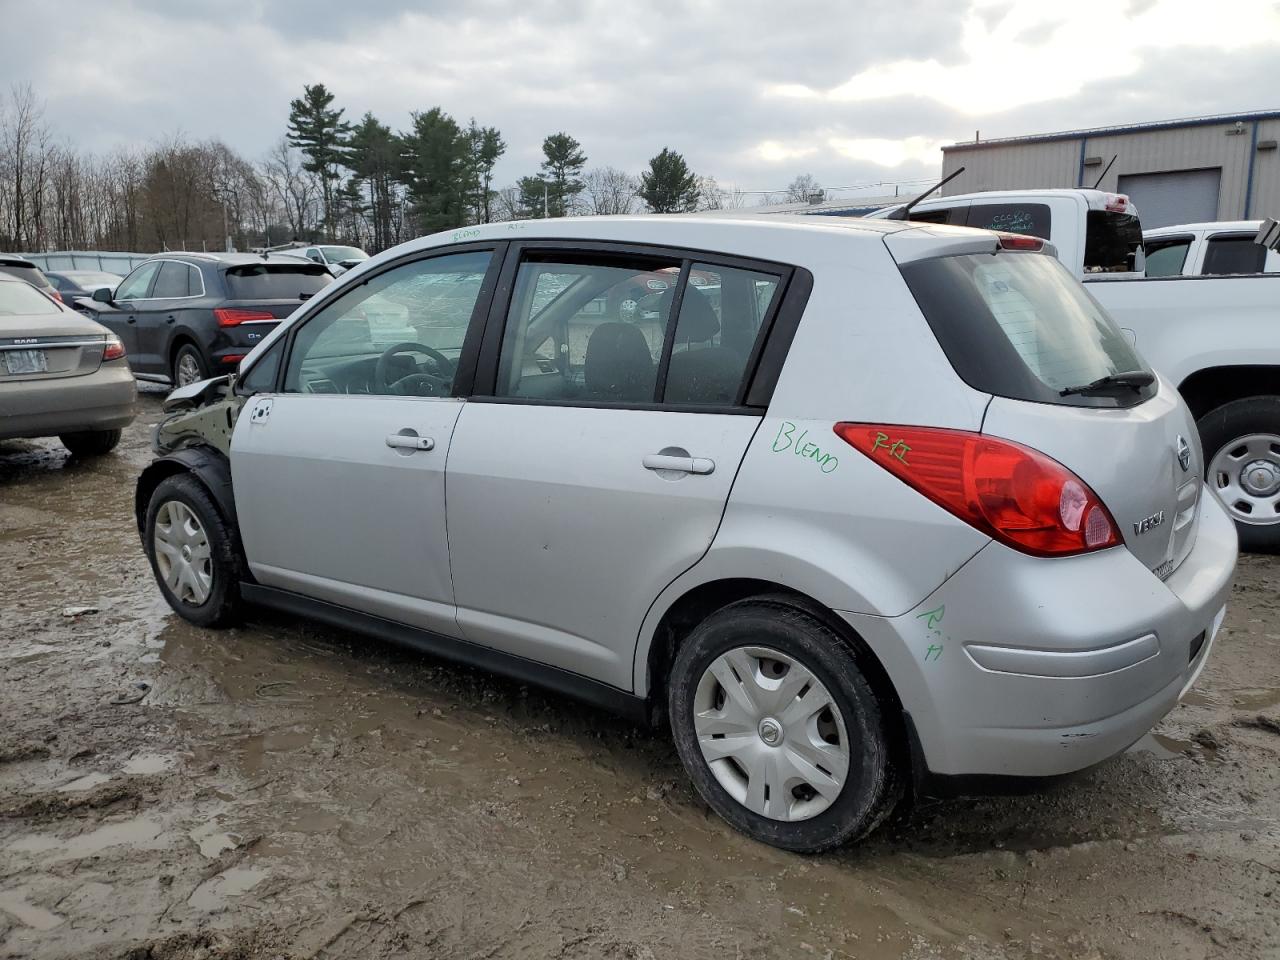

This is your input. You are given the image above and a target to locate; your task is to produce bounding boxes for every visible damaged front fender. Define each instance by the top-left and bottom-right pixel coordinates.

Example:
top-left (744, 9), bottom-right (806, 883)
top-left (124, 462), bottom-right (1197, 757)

top-left (153, 375), bottom-right (246, 458)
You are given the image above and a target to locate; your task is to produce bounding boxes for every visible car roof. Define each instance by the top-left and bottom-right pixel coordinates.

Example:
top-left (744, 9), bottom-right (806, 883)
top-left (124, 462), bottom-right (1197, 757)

top-left (1144, 220), bottom-right (1263, 236)
top-left (0, 253), bottom-right (37, 266)
top-left (142, 251), bottom-right (321, 268)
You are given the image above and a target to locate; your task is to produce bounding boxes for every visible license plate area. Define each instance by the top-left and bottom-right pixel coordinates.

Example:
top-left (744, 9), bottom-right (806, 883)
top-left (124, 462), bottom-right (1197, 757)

top-left (3, 349), bottom-right (48, 375)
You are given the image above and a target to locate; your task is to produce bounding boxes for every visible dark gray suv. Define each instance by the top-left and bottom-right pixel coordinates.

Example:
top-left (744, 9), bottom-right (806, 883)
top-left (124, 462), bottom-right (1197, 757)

top-left (80, 253), bottom-right (331, 385)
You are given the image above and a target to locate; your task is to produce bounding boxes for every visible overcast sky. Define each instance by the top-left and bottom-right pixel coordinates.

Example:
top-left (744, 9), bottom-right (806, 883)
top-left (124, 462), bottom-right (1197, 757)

top-left (4, 0), bottom-right (1279, 201)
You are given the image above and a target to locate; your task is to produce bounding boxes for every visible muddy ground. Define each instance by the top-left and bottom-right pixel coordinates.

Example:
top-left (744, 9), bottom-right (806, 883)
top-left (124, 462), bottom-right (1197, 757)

top-left (1, 392), bottom-right (1277, 960)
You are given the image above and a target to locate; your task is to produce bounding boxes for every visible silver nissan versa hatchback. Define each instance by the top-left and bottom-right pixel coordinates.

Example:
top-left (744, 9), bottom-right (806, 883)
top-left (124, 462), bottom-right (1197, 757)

top-left (137, 215), bottom-right (1237, 852)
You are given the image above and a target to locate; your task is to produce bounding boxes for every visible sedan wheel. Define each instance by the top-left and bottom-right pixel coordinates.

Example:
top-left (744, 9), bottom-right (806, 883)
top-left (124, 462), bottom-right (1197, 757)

top-left (693, 646), bottom-right (849, 822)
top-left (153, 499), bottom-right (214, 605)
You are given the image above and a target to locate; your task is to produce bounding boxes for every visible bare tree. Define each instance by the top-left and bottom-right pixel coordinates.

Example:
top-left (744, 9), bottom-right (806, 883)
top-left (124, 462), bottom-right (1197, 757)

top-left (0, 84), bottom-right (53, 250)
top-left (785, 173), bottom-right (824, 204)
top-left (581, 166), bottom-right (638, 216)
top-left (489, 184), bottom-right (526, 222)
top-left (261, 137), bottom-right (319, 240)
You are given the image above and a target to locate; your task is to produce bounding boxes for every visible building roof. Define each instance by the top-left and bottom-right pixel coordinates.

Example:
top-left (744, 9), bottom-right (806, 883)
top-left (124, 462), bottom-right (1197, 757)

top-left (944, 110), bottom-right (1280, 152)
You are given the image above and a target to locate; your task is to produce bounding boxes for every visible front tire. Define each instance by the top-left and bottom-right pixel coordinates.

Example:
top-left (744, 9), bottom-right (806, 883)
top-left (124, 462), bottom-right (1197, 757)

top-left (60, 429), bottom-right (122, 457)
top-left (668, 599), bottom-right (901, 852)
top-left (1199, 396), bottom-right (1280, 554)
top-left (143, 473), bottom-right (244, 627)
top-left (173, 343), bottom-right (208, 387)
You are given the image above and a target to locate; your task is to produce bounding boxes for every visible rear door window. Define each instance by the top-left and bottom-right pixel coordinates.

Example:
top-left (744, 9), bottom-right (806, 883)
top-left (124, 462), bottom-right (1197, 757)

top-left (1202, 235), bottom-right (1267, 275)
top-left (226, 264), bottom-right (331, 299)
top-left (966, 203), bottom-right (1052, 240)
top-left (900, 251), bottom-right (1152, 408)
top-left (1142, 236), bottom-right (1192, 277)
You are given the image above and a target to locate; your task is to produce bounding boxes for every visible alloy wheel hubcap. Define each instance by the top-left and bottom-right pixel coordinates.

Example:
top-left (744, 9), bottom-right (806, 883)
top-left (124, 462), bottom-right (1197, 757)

top-left (177, 355), bottom-right (201, 386)
top-left (1209, 433), bottom-right (1280, 525)
top-left (153, 500), bottom-right (213, 605)
top-left (692, 646), bottom-right (850, 822)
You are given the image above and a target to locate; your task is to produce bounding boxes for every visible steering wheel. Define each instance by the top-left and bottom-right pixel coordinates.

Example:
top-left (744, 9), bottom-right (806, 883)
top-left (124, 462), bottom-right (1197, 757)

top-left (373, 342), bottom-right (453, 396)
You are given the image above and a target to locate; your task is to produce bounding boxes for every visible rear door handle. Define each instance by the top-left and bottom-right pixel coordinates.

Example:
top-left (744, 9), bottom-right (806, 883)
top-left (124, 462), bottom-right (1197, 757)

top-left (386, 434), bottom-right (434, 451)
top-left (642, 454), bottom-right (714, 475)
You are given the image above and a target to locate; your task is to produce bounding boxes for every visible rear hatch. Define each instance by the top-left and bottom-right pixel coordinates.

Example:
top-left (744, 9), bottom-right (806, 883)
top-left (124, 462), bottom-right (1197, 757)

top-left (894, 235), bottom-right (1200, 578)
top-left (220, 262), bottom-right (332, 326)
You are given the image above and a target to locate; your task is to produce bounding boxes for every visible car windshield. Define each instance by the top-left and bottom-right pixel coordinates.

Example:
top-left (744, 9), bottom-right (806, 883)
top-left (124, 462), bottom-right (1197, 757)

top-left (320, 246), bottom-right (367, 262)
top-left (900, 250), bottom-right (1153, 408)
top-left (0, 279), bottom-right (60, 315)
top-left (225, 264), bottom-right (331, 299)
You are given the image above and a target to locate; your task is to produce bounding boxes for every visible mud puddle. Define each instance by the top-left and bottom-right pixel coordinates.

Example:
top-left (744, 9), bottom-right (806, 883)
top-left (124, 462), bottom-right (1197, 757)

top-left (2, 395), bottom-right (1279, 959)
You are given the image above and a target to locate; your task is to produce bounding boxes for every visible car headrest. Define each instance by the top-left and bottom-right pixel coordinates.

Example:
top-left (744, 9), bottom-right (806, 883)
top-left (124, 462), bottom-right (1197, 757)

top-left (584, 322), bottom-right (655, 402)
top-left (667, 287), bottom-right (720, 343)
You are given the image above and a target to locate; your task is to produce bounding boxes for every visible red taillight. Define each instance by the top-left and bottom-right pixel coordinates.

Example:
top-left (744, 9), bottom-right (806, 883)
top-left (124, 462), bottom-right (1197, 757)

top-left (833, 423), bottom-right (1120, 557)
top-left (102, 335), bottom-right (126, 361)
top-left (220, 354), bottom-right (246, 364)
top-left (48, 288), bottom-right (64, 303)
top-left (997, 233), bottom-right (1044, 251)
top-left (214, 308), bottom-right (275, 327)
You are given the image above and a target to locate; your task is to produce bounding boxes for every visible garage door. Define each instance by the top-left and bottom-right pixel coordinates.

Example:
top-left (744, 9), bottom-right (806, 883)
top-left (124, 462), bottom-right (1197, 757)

top-left (1117, 169), bottom-right (1221, 228)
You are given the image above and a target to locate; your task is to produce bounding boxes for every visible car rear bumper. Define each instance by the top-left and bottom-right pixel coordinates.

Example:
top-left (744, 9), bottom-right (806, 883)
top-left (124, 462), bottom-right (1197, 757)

top-left (838, 488), bottom-right (1238, 778)
top-left (0, 361), bottom-right (137, 440)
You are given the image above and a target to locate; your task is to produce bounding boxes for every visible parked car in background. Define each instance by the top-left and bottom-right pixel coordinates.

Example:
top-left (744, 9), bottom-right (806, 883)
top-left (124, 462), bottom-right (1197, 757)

top-left (77, 252), bottom-right (332, 386)
top-left (300, 244), bottom-right (369, 276)
top-left (0, 273), bottom-right (135, 456)
top-left (872, 189), bottom-right (1280, 552)
top-left (45, 269), bottom-right (121, 308)
top-left (1143, 221), bottom-right (1280, 277)
top-left (137, 215), bottom-right (1235, 852)
top-left (0, 252), bottom-right (63, 304)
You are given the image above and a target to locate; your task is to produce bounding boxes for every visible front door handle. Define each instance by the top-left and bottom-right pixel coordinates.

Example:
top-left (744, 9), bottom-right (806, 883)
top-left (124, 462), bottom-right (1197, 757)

top-left (386, 434), bottom-right (434, 451)
top-left (643, 454), bottom-right (714, 475)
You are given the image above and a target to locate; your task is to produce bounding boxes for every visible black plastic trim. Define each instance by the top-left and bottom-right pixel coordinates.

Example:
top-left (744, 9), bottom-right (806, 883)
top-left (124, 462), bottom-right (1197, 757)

top-left (135, 445), bottom-right (236, 534)
top-left (744, 267), bottom-right (814, 408)
top-left (241, 583), bottom-right (651, 725)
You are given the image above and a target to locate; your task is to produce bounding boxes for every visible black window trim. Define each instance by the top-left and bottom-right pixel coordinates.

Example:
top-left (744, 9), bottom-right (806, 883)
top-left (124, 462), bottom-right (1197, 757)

top-left (238, 240), bottom-right (507, 397)
top-left (469, 238), bottom-right (808, 414)
top-left (115, 259), bottom-right (162, 302)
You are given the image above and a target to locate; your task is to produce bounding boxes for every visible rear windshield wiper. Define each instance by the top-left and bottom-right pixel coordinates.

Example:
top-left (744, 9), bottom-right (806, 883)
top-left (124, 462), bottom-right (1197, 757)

top-left (1059, 370), bottom-right (1155, 397)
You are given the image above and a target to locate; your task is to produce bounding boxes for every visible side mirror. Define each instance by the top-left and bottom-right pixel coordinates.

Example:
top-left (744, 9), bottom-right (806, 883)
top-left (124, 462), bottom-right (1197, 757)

top-left (92, 287), bottom-right (113, 303)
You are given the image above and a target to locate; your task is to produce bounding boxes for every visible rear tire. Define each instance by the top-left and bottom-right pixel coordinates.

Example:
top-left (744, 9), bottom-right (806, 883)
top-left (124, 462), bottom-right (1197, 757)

top-left (1198, 396), bottom-right (1280, 554)
top-left (143, 473), bottom-right (244, 627)
top-left (667, 598), bottom-right (901, 852)
top-left (60, 429), bottom-right (122, 457)
top-left (173, 343), bottom-right (208, 387)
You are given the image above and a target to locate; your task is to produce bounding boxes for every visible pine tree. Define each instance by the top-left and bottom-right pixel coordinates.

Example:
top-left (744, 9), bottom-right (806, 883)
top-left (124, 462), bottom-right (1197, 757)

top-left (464, 120), bottom-right (506, 223)
top-left (286, 84), bottom-right (352, 239)
top-left (347, 112), bottom-right (400, 250)
top-left (399, 107), bottom-right (469, 234)
top-left (639, 148), bottom-right (699, 213)
top-left (519, 132), bottom-right (586, 217)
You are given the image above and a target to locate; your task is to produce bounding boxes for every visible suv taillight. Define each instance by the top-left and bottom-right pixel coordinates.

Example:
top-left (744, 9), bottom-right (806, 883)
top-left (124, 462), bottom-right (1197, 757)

top-left (102, 334), bottom-right (126, 361)
top-left (214, 308), bottom-right (275, 327)
top-left (833, 423), bottom-right (1120, 557)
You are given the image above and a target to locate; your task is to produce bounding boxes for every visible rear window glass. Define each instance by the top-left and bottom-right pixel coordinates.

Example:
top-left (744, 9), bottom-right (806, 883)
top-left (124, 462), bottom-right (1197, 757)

top-left (1084, 211), bottom-right (1142, 273)
top-left (0, 279), bottom-right (59, 315)
top-left (225, 264), bottom-right (330, 300)
top-left (1202, 235), bottom-right (1267, 275)
top-left (1142, 237), bottom-right (1192, 277)
top-left (966, 203), bottom-right (1052, 240)
top-left (0, 263), bottom-right (52, 289)
top-left (900, 252), bottom-right (1153, 408)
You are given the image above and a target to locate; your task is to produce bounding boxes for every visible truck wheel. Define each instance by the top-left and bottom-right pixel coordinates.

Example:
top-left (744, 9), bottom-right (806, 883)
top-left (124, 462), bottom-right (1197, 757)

top-left (60, 429), bottom-right (122, 457)
top-left (1199, 396), bottom-right (1280, 553)
top-left (143, 473), bottom-right (245, 627)
top-left (667, 598), bottom-right (901, 852)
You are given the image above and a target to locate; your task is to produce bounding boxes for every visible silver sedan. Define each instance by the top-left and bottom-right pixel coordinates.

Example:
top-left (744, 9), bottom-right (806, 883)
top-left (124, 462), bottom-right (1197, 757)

top-left (0, 274), bottom-right (136, 456)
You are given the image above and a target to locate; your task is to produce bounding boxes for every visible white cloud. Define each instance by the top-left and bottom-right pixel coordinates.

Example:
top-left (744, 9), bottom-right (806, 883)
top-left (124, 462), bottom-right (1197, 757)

top-left (766, 0), bottom-right (1280, 115)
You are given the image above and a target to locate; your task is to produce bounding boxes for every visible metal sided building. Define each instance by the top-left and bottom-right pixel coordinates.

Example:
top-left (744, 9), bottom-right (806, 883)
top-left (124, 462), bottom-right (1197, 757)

top-left (941, 111), bottom-right (1280, 228)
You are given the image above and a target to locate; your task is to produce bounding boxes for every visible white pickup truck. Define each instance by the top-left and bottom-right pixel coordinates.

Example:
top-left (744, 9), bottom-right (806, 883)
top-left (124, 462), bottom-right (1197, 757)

top-left (869, 190), bottom-right (1280, 552)
top-left (1143, 220), bottom-right (1280, 277)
